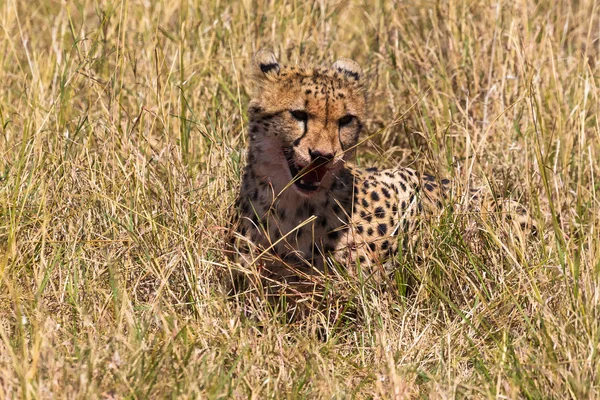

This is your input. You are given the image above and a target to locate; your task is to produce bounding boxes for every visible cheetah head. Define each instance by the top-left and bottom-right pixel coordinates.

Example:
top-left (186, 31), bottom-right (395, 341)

top-left (247, 50), bottom-right (366, 196)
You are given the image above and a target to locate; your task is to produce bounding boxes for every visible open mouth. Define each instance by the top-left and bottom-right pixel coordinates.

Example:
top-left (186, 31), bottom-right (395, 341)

top-left (283, 148), bottom-right (329, 193)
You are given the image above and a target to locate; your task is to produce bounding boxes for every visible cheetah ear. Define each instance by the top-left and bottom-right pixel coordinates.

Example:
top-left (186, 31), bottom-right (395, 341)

top-left (332, 58), bottom-right (362, 81)
top-left (253, 50), bottom-right (280, 76)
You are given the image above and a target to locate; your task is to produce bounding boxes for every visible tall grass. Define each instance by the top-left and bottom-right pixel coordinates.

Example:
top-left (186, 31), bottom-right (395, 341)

top-left (0, 0), bottom-right (598, 397)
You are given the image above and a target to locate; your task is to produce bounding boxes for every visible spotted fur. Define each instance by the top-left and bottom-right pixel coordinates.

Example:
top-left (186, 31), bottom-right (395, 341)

top-left (230, 51), bottom-right (534, 282)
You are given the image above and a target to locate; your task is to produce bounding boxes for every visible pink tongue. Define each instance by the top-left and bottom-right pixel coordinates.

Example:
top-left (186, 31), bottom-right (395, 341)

top-left (301, 164), bottom-right (327, 183)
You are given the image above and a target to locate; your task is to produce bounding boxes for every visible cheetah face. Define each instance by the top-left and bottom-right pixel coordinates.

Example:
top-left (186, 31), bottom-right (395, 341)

top-left (247, 50), bottom-right (366, 196)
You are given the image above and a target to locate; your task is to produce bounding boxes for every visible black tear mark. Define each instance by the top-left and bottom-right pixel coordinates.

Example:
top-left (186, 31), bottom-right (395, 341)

top-left (324, 92), bottom-right (329, 127)
top-left (293, 118), bottom-right (308, 146)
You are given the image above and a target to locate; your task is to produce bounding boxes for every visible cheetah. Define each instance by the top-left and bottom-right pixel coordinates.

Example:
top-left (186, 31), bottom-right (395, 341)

top-left (230, 50), bottom-right (533, 284)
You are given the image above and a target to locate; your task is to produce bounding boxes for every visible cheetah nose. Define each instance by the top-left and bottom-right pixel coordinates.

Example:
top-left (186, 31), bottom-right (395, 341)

top-left (308, 149), bottom-right (334, 164)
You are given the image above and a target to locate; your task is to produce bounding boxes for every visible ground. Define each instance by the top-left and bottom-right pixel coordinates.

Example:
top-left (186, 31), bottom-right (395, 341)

top-left (1, 1), bottom-right (599, 398)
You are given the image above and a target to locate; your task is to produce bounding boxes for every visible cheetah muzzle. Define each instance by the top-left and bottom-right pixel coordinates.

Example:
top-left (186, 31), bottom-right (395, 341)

top-left (284, 147), bottom-right (333, 193)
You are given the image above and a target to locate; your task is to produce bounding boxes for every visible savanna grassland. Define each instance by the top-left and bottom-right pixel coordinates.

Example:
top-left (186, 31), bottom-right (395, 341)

top-left (1, 0), bottom-right (599, 398)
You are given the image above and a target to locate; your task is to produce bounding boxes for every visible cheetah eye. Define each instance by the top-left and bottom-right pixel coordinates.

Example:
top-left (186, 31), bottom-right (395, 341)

top-left (338, 115), bottom-right (354, 127)
top-left (290, 110), bottom-right (308, 122)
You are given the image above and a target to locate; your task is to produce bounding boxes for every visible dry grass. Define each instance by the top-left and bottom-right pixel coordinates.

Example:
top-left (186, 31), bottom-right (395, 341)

top-left (0, 0), bottom-right (599, 398)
